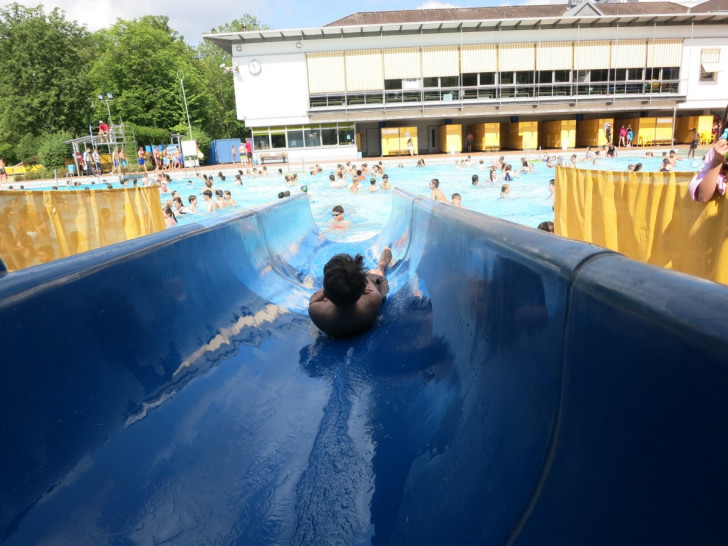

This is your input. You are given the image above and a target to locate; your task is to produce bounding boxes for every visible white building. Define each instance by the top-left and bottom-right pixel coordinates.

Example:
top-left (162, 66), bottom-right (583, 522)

top-left (205, 0), bottom-right (728, 162)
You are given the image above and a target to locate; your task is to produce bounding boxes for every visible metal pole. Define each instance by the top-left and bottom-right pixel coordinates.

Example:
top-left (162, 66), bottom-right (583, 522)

top-left (179, 73), bottom-right (194, 141)
top-left (105, 99), bottom-right (113, 126)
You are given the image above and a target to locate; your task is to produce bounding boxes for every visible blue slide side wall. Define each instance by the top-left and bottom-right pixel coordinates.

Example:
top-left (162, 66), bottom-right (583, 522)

top-left (0, 191), bottom-right (727, 544)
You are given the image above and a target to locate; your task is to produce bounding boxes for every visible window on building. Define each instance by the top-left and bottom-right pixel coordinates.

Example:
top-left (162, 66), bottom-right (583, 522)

top-left (384, 79), bottom-right (402, 90)
top-left (338, 127), bottom-right (355, 146)
top-left (288, 129), bottom-right (304, 148)
top-left (611, 68), bottom-right (627, 81)
top-left (321, 125), bottom-right (337, 146)
top-left (553, 70), bottom-right (570, 83)
top-left (440, 76), bottom-right (458, 87)
top-left (700, 48), bottom-right (720, 82)
top-left (538, 71), bottom-right (553, 84)
top-left (423, 76), bottom-right (457, 88)
top-left (479, 72), bottom-right (496, 85)
top-left (573, 70), bottom-right (589, 83)
top-left (270, 127), bottom-right (286, 148)
top-left (627, 68), bottom-right (643, 81)
top-left (304, 128), bottom-right (321, 147)
top-left (515, 71), bottom-right (534, 84)
top-left (590, 69), bottom-right (609, 82)
top-left (254, 134), bottom-right (270, 150)
top-left (662, 67), bottom-right (680, 80)
top-left (500, 72), bottom-right (514, 85)
top-left (461, 73), bottom-right (477, 86)
top-left (402, 78), bottom-right (421, 89)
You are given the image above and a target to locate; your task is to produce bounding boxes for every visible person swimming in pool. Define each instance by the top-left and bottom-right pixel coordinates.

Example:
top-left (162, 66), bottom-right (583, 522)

top-left (309, 247), bottom-right (393, 338)
top-left (329, 205), bottom-right (351, 230)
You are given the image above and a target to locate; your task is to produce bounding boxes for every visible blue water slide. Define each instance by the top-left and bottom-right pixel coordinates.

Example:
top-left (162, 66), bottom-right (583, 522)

top-left (1, 190), bottom-right (727, 545)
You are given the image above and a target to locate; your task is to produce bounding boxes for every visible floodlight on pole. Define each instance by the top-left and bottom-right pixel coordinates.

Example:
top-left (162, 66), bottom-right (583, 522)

top-left (97, 92), bottom-right (114, 125)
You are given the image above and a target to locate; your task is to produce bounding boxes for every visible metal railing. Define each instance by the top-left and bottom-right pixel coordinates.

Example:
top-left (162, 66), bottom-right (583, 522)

top-left (309, 78), bottom-right (682, 110)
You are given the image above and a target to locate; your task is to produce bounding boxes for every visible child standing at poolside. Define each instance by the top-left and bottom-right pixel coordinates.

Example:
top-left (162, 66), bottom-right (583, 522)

top-left (690, 108), bottom-right (728, 202)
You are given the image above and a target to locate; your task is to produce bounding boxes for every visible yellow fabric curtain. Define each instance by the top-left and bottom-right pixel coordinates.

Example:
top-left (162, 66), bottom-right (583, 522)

top-left (555, 166), bottom-right (728, 285)
top-left (0, 186), bottom-right (164, 272)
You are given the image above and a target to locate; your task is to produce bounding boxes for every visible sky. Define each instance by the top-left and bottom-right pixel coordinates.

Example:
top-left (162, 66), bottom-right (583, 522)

top-left (0, 0), bottom-right (562, 45)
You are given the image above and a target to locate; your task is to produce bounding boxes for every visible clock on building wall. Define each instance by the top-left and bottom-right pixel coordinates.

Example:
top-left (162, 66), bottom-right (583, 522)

top-left (248, 60), bottom-right (262, 75)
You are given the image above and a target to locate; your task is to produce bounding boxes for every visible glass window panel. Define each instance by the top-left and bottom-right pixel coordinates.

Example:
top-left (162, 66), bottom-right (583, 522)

top-left (304, 129), bottom-right (321, 147)
top-left (663, 67), bottom-right (679, 79)
top-left (554, 70), bottom-right (569, 83)
top-left (591, 69), bottom-right (609, 82)
top-left (441, 76), bottom-right (458, 87)
top-left (384, 79), bottom-right (402, 90)
top-left (288, 130), bottom-right (304, 148)
top-left (516, 71), bottom-right (534, 84)
top-left (479, 72), bottom-right (496, 85)
top-left (365, 93), bottom-right (383, 104)
top-left (500, 72), bottom-right (514, 84)
top-left (423, 77), bottom-right (439, 88)
top-left (574, 70), bottom-right (588, 83)
top-left (321, 128), bottom-right (337, 145)
top-left (338, 128), bottom-right (355, 145)
top-left (538, 71), bottom-right (553, 83)
top-left (462, 73), bottom-right (477, 86)
top-left (254, 135), bottom-right (270, 150)
top-left (628, 68), bottom-right (643, 81)
top-left (271, 134), bottom-right (286, 148)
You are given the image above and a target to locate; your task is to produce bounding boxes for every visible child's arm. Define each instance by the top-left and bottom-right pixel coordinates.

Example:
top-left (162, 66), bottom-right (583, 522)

top-left (690, 134), bottom-right (728, 202)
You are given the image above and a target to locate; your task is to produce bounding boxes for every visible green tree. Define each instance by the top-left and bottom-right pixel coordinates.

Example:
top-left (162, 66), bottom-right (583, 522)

top-left (88, 16), bottom-right (211, 135)
top-left (38, 130), bottom-right (73, 169)
top-left (195, 15), bottom-right (270, 139)
top-left (0, 4), bottom-right (94, 163)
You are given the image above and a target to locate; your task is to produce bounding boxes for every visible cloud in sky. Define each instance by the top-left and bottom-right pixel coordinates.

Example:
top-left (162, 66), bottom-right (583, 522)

top-left (417, 1), bottom-right (460, 8)
top-left (1, 0), bottom-right (260, 44)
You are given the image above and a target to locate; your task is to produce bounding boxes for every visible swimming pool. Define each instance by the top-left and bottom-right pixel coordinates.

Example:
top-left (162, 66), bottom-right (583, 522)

top-left (159, 150), bottom-right (700, 239)
top-left (35, 149), bottom-right (701, 241)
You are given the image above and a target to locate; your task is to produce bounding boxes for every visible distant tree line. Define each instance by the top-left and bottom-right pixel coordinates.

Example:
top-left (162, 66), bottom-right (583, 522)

top-left (0, 3), bottom-right (266, 169)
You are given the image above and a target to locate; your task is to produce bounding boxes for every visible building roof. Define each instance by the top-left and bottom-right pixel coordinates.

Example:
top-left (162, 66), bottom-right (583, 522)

top-left (690, 0), bottom-right (728, 12)
top-left (324, 2), bottom-right (691, 27)
top-left (203, 0), bottom-right (728, 52)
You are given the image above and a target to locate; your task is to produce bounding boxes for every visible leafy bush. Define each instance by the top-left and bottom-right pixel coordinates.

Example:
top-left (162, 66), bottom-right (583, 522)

top-left (192, 126), bottom-right (211, 164)
top-left (38, 131), bottom-right (73, 170)
top-left (15, 133), bottom-right (41, 164)
top-left (18, 167), bottom-right (55, 181)
top-left (129, 123), bottom-right (170, 146)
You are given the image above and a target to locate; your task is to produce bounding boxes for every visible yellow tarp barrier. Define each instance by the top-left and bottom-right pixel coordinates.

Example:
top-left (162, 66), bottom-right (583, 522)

top-left (555, 166), bottom-right (728, 285)
top-left (0, 186), bottom-right (165, 272)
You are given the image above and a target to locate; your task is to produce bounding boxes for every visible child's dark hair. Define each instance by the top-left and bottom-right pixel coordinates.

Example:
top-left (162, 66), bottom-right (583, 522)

top-left (323, 254), bottom-right (367, 306)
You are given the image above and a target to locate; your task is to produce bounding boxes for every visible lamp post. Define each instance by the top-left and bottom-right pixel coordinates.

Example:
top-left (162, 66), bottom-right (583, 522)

top-left (177, 71), bottom-right (194, 141)
top-left (97, 92), bottom-right (114, 125)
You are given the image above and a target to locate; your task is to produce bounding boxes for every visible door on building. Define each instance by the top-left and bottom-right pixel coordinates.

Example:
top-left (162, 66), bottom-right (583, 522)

top-left (365, 128), bottom-right (381, 157)
top-left (428, 125), bottom-right (439, 153)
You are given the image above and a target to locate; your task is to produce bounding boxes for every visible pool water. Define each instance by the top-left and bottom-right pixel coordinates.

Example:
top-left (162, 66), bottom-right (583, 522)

top-left (161, 161), bottom-right (556, 240)
top-left (46, 150), bottom-right (703, 241)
